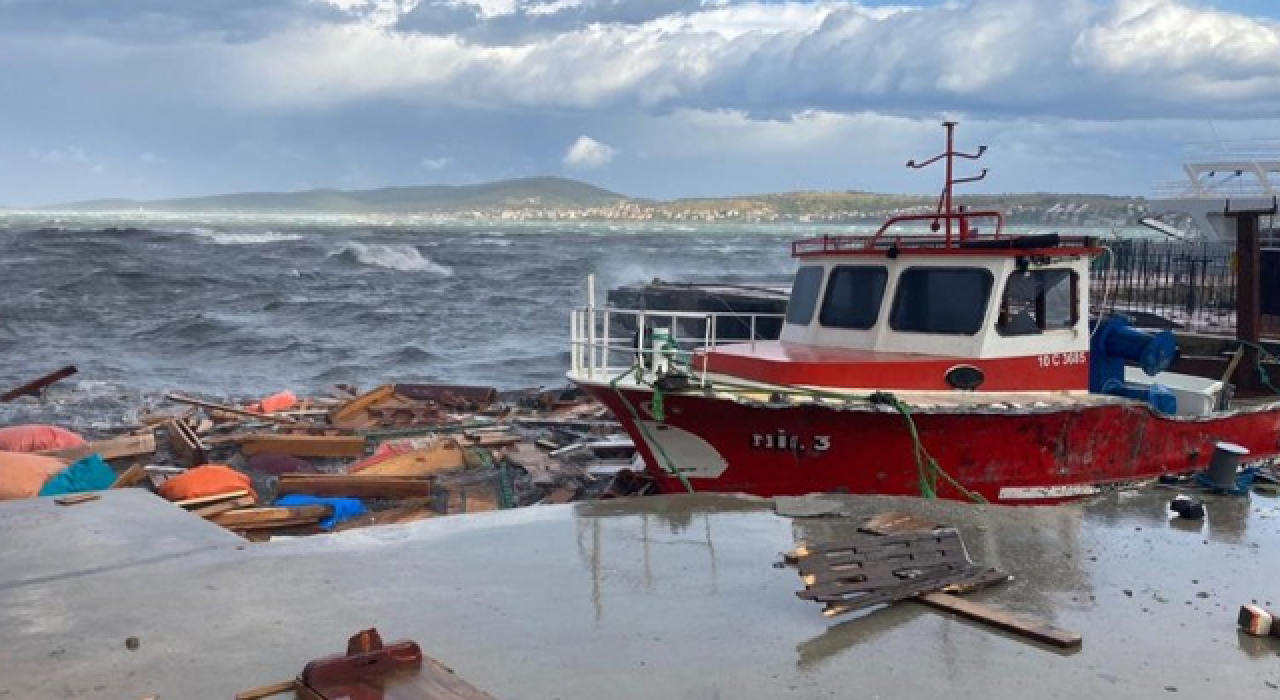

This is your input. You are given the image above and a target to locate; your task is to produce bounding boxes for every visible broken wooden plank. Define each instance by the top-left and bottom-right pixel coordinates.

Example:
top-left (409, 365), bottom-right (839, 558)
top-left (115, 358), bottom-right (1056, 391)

top-left (916, 592), bottom-right (1082, 649)
top-left (234, 679), bottom-right (298, 700)
top-left (37, 433), bottom-right (157, 462)
top-left (167, 418), bottom-right (207, 467)
top-left (165, 392), bottom-right (298, 425)
top-left (174, 490), bottom-right (252, 508)
top-left (54, 492), bottom-right (100, 506)
top-left (277, 474), bottom-right (432, 499)
top-left (212, 505), bottom-right (332, 529)
top-left (332, 498), bottom-right (436, 531)
top-left (355, 440), bottom-right (466, 477)
top-left (187, 495), bottom-right (257, 519)
top-left (239, 434), bottom-right (367, 458)
top-left (1, 365), bottom-right (77, 402)
top-left (111, 462), bottom-right (149, 489)
top-left (541, 486), bottom-right (578, 504)
top-left (859, 512), bottom-right (945, 536)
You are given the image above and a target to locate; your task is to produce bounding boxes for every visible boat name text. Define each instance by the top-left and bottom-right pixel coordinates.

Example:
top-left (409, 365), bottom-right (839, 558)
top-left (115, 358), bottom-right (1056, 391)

top-left (751, 430), bottom-right (831, 452)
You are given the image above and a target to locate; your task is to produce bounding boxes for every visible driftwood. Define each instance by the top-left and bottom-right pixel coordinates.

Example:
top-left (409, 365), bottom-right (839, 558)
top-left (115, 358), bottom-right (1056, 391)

top-left (1, 366), bottom-right (77, 402)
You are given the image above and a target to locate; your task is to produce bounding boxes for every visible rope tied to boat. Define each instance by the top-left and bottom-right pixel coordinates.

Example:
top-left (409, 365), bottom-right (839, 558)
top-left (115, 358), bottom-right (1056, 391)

top-left (868, 392), bottom-right (987, 504)
top-left (608, 364), bottom-right (695, 494)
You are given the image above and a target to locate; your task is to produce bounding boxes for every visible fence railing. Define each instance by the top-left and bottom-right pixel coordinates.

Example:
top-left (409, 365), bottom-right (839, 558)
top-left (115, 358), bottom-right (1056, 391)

top-left (1092, 240), bottom-right (1238, 333)
top-left (569, 308), bottom-right (785, 385)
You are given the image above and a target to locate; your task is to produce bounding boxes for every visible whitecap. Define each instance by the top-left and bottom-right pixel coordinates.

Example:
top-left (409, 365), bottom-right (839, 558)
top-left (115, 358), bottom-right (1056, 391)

top-left (191, 230), bottom-right (306, 245)
top-left (331, 242), bottom-right (454, 276)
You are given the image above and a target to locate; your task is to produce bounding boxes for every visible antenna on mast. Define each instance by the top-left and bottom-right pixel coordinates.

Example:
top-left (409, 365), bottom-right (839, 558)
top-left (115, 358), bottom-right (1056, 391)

top-left (906, 121), bottom-right (987, 240)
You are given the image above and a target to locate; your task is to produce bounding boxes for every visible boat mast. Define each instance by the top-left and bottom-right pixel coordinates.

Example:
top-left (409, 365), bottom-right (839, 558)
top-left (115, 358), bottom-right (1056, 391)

top-left (907, 121), bottom-right (988, 242)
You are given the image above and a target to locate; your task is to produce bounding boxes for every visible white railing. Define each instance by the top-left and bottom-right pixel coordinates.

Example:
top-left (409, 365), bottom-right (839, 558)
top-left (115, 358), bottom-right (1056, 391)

top-left (569, 306), bottom-right (785, 386)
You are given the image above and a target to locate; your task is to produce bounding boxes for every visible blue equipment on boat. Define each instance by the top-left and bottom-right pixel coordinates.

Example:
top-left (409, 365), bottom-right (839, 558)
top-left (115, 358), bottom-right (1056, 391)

top-left (1089, 316), bottom-right (1179, 413)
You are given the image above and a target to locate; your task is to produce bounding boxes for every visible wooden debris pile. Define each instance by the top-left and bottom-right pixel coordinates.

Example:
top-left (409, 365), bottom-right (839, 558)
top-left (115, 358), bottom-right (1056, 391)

top-left (787, 511), bottom-right (1083, 650)
top-left (8, 378), bottom-right (656, 540)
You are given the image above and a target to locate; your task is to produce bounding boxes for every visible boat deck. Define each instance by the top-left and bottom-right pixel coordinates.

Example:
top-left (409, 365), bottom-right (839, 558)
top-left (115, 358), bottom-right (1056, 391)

top-left (3, 488), bottom-right (1280, 698)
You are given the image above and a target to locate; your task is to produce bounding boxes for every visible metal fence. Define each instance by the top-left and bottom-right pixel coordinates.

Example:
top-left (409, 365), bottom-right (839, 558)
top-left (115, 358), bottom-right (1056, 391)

top-left (1091, 240), bottom-right (1238, 333)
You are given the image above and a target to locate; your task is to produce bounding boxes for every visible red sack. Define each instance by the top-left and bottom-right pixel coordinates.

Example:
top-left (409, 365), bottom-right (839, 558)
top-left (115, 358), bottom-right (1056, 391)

top-left (0, 451), bottom-right (71, 500)
top-left (247, 390), bottom-right (297, 414)
top-left (0, 425), bottom-right (86, 453)
top-left (158, 465), bottom-right (257, 502)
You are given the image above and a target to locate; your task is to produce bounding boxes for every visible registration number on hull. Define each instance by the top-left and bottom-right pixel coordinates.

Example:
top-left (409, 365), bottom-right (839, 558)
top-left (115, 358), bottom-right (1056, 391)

top-left (751, 429), bottom-right (830, 452)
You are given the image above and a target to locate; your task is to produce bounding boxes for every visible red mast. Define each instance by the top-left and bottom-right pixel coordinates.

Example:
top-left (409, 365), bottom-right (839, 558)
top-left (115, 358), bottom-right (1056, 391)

top-left (906, 121), bottom-right (988, 242)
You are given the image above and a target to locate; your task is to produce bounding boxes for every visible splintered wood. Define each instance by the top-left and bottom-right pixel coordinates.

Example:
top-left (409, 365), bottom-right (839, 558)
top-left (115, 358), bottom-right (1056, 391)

top-left (794, 530), bottom-right (1008, 617)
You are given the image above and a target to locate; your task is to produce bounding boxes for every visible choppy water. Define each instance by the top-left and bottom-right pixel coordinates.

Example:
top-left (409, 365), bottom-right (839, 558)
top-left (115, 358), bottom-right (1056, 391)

top-left (0, 216), bottom-right (819, 414)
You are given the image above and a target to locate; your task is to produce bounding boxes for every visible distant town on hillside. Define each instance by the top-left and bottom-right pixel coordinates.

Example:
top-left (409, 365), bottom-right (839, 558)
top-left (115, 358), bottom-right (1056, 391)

top-left (28, 176), bottom-right (1153, 226)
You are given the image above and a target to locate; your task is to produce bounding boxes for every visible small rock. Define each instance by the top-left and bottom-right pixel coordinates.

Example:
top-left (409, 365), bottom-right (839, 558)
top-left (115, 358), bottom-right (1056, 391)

top-left (1165, 686), bottom-right (1178, 693)
top-left (1196, 592), bottom-right (1209, 599)
top-left (125, 636), bottom-right (140, 651)
top-left (1124, 589), bottom-right (1133, 597)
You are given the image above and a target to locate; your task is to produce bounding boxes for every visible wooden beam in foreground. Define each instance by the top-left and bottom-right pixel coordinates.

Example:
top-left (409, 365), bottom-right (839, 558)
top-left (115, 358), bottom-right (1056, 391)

top-left (240, 434), bottom-right (367, 458)
top-left (916, 592), bottom-right (1082, 650)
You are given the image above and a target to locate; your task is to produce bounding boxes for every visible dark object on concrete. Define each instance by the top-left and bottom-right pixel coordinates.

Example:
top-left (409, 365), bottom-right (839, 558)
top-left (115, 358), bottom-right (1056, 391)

top-left (296, 628), bottom-right (498, 700)
top-left (1239, 604), bottom-right (1274, 637)
top-left (1203, 442), bottom-right (1250, 492)
top-left (125, 636), bottom-right (140, 651)
top-left (0, 365), bottom-right (77, 402)
top-left (1170, 495), bottom-right (1206, 520)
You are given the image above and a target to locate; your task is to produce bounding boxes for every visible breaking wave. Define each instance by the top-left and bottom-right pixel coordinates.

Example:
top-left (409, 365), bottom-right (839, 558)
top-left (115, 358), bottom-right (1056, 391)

top-left (192, 230), bottom-right (306, 245)
top-left (330, 242), bottom-right (454, 276)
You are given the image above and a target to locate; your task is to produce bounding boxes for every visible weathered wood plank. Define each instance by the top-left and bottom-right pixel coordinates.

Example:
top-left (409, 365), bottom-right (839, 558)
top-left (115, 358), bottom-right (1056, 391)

top-left (165, 392), bottom-right (298, 425)
top-left (277, 474), bottom-right (431, 499)
top-left (188, 495), bottom-right (257, 519)
top-left (53, 493), bottom-right (100, 506)
top-left (174, 490), bottom-right (251, 508)
top-left (212, 505), bottom-right (332, 529)
top-left (1, 365), bottom-right (77, 402)
top-left (916, 592), bottom-right (1082, 649)
top-left (37, 433), bottom-right (157, 462)
top-left (240, 434), bottom-right (367, 458)
top-left (110, 462), bottom-right (149, 489)
top-left (234, 679), bottom-right (297, 700)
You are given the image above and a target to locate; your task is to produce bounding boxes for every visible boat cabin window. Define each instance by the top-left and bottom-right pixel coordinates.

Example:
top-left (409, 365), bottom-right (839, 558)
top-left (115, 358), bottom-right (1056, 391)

top-left (785, 265), bottom-right (825, 325)
top-left (819, 265), bottom-right (888, 329)
top-left (996, 269), bottom-right (1078, 336)
top-left (889, 267), bottom-right (993, 335)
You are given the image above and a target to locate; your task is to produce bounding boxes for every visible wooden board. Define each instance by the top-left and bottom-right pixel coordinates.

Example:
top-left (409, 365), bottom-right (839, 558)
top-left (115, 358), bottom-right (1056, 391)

top-left (212, 505), bottom-right (332, 529)
top-left (54, 493), bottom-right (100, 506)
top-left (239, 435), bottom-right (367, 458)
top-left (37, 433), bottom-right (157, 462)
top-left (916, 592), bottom-right (1082, 649)
top-left (110, 462), bottom-right (149, 488)
top-left (174, 490), bottom-right (252, 508)
top-left (1, 365), bottom-right (77, 402)
top-left (166, 392), bottom-right (298, 425)
top-left (329, 385), bottom-right (398, 430)
top-left (167, 418), bottom-right (207, 467)
top-left (859, 512), bottom-right (945, 536)
top-left (355, 440), bottom-right (466, 477)
top-left (277, 475), bottom-right (432, 499)
top-left (188, 495), bottom-right (257, 519)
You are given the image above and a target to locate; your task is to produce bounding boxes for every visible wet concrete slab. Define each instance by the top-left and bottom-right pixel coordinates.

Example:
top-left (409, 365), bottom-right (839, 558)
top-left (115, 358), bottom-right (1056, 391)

top-left (2, 488), bottom-right (1280, 699)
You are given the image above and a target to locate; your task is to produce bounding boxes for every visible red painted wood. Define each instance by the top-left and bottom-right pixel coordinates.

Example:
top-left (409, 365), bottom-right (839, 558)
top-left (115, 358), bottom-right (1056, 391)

top-left (695, 342), bottom-right (1089, 391)
top-left (581, 384), bottom-right (1280, 504)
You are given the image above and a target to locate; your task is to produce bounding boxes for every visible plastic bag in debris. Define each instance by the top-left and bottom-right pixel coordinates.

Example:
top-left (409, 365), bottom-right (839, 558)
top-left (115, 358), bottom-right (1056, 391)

top-left (0, 451), bottom-right (70, 500)
top-left (158, 464), bottom-right (257, 502)
top-left (0, 425), bottom-right (86, 453)
top-left (274, 494), bottom-right (367, 529)
top-left (39, 454), bottom-right (116, 497)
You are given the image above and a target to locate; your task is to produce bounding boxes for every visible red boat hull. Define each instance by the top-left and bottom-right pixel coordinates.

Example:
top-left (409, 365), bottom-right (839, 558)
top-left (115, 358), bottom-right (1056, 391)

top-left (578, 383), bottom-right (1280, 504)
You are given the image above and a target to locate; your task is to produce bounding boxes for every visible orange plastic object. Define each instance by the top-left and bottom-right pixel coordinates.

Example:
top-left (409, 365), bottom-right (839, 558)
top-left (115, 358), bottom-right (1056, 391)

top-left (0, 451), bottom-right (71, 500)
top-left (158, 464), bottom-right (257, 502)
top-left (0, 425), bottom-right (86, 453)
top-left (249, 390), bottom-right (298, 414)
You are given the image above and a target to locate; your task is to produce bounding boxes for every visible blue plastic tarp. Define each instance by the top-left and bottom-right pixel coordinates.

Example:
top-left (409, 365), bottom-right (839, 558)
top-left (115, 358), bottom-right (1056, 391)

top-left (39, 454), bottom-right (116, 497)
top-left (274, 494), bottom-right (367, 529)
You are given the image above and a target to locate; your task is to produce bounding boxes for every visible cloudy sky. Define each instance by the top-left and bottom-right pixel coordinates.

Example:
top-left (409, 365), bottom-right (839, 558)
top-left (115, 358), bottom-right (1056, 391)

top-left (2, 0), bottom-right (1279, 206)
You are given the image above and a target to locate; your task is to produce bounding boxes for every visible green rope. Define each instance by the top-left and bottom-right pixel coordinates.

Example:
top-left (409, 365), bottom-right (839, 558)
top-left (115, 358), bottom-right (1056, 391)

top-left (609, 365), bottom-right (695, 493)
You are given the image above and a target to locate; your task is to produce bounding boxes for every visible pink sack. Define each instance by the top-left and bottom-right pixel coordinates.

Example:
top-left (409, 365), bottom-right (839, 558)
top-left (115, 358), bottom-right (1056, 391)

top-left (0, 451), bottom-right (71, 500)
top-left (0, 425), bottom-right (86, 453)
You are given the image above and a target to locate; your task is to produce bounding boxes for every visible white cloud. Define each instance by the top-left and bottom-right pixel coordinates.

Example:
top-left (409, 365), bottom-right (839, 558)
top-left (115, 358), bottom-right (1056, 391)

top-left (562, 135), bottom-right (614, 168)
top-left (420, 155), bottom-right (454, 169)
top-left (139, 151), bottom-right (166, 164)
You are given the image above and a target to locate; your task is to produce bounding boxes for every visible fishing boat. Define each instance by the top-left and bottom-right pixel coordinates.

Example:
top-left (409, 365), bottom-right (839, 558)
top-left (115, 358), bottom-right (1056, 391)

top-left (568, 123), bottom-right (1280, 504)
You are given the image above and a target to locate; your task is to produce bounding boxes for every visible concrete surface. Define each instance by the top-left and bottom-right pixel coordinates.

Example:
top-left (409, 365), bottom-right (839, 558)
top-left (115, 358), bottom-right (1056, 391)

top-left (2, 487), bottom-right (1279, 699)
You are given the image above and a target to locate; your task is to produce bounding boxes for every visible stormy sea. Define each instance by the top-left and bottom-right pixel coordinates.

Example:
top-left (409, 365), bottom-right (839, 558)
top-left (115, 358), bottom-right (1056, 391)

top-left (0, 215), bottom-right (820, 430)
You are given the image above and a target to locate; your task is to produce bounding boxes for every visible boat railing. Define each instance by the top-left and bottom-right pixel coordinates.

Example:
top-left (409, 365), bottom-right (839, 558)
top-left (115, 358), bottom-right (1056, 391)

top-left (1153, 178), bottom-right (1278, 199)
top-left (569, 306), bottom-right (785, 385)
top-left (791, 210), bottom-right (1005, 255)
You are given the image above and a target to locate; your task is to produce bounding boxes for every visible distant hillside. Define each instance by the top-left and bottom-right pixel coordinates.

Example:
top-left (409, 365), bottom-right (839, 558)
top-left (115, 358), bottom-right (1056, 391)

top-left (43, 176), bottom-right (626, 214)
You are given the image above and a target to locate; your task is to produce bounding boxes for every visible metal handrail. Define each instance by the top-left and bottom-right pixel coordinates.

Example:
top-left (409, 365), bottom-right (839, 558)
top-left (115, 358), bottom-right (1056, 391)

top-left (790, 210), bottom-right (1005, 255)
top-left (569, 307), bottom-right (785, 386)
